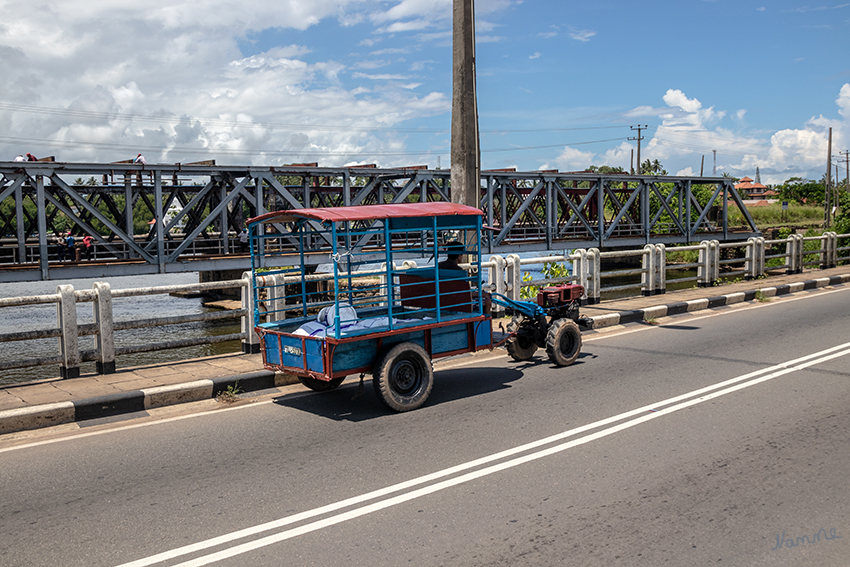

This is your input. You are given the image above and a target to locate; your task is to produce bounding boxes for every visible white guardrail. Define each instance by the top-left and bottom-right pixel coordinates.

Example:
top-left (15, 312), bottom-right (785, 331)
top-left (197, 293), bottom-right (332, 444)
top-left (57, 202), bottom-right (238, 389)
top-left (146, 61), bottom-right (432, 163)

top-left (0, 232), bottom-right (848, 380)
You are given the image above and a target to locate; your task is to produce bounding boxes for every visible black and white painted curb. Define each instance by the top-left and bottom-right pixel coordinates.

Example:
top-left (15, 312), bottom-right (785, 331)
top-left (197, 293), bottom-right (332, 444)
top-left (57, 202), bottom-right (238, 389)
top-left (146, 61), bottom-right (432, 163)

top-left (0, 371), bottom-right (278, 435)
top-left (584, 274), bottom-right (850, 331)
top-left (2, 273), bottom-right (849, 436)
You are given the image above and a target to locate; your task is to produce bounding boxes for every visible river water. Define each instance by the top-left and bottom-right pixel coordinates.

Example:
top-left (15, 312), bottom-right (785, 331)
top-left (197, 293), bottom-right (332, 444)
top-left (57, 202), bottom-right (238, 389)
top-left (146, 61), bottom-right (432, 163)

top-left (0, 273), bottom-right (242, 386)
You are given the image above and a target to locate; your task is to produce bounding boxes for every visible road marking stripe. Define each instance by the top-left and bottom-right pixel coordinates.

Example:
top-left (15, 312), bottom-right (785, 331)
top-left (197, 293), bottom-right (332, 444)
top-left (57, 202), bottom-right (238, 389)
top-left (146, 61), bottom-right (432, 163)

top-left (117, 340), bottom-right (850, 567)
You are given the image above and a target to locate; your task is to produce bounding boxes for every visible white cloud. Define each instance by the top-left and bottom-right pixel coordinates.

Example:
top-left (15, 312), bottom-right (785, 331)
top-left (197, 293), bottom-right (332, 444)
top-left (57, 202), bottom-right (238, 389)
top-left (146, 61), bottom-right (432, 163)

top-left (538, 25), bottom-right (560, 39)
top-left (634, 85), bottom-right (850, 184)
top-left (0, 0), bottom-right (472, 167)
top-left (552, 146), bottom-right (596, 171)
top-left (529, 52), bottom-right (541, 59)
top-left (568, 28), bottom-right (596, 42)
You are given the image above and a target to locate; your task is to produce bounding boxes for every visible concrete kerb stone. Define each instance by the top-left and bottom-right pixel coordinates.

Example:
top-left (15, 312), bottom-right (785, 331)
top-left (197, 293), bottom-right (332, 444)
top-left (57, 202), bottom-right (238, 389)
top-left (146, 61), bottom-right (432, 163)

top-left (143, 380), bottom-right (214, 410)
top-left (589, 313), bottom-right (620, 329)
top-left (642, 305), bottom-right (668, 320)
top-left (0, 402), bottom-right (76, 434)
top-left (584, 273), bottom-right (849, 331)
top-left (0, 369), bottom-right (280, 436)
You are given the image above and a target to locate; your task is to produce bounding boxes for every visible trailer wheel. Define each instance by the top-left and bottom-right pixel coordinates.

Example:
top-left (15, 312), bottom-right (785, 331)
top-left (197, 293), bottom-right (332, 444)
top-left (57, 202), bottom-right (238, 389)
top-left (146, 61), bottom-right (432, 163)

top-left (372, 342), bottom-right (433, 412)
top-left (545, 318), bottom-right (582, 367)
top-left (298, 376), bottom-right (346, 392)
top-left (505, 316), bottom-right (537, 361)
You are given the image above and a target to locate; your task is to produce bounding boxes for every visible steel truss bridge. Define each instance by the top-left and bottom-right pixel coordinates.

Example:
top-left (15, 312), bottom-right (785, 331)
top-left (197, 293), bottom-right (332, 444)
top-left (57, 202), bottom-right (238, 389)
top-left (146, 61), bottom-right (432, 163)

top-left (0, 161), bottom-right (758, 282)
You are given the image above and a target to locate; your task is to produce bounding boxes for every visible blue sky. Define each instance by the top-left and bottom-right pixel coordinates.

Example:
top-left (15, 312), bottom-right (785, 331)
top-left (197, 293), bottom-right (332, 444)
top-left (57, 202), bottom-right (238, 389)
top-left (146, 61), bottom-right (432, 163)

top-left (1, 0), bottom-right (849, 184)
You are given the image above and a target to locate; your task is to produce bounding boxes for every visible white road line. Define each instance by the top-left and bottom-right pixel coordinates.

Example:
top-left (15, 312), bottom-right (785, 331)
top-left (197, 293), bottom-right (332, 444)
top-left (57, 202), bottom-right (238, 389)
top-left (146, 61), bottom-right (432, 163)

top-left (116, 340), bottom-right (850, 567)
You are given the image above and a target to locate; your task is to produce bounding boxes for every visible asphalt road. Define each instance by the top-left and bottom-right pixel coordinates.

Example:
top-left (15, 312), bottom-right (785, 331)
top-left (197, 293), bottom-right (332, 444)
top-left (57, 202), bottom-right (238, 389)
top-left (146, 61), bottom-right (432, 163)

top-left (2, 286), bottom-right (849, 566)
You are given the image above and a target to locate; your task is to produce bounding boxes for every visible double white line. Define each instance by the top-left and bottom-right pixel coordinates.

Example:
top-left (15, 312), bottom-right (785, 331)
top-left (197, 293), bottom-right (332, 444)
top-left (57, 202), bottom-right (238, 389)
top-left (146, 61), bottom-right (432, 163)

top-left (120, 341), bottom-right (850, 567)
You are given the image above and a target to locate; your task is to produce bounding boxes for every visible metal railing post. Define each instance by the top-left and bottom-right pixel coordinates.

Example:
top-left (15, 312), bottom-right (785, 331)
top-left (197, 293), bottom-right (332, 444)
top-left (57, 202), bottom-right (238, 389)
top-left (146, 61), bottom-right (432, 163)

top-left (269, 273), bottom-right (286, 321)
top-left (241, 272), bottom-right (260, 354)
top-left (820, 233), bottom-right (830, 269)
top-left (655, 243), bottom-right (666, 294)
top-left (794, 234), bottom-right (805, 274)
top-left (711, 240), bottom-right (721, 283)
top-left (641, 244), bottom-right (655, 296)
top-left (745, 237), bottom-right (756, 280)
top-left (785, 235), bottom-right (796, 274)
top-left (379, 262), bottom-right (399, 307)
top-left (698, 241), bottom-right (710, 287)
top-left (829, 232), bottom-right (838, 268)
top-left (93, 282), bottom-right (115, 374)
top-left (587, 248), bottom-right (601, 304)
top-left (488, 255), bottom-right (506, 315)
top-left (57, 284), bottom-right (80, 378)
top-left (574, 249), bottom-right (588, 299)
top-left (506, 254), bottom-right (521, 301)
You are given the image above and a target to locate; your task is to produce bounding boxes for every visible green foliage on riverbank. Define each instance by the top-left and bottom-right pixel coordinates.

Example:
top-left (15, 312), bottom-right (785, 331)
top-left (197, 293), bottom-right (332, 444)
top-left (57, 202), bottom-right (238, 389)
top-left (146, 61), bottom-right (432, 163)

top-left (728, 202), bottom-right (824, 229)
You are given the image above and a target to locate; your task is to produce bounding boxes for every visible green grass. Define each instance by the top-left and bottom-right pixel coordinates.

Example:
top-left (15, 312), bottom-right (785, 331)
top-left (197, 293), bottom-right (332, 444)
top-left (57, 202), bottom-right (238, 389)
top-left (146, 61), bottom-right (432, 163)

top-left (728, 203), bottom-right (824, 228)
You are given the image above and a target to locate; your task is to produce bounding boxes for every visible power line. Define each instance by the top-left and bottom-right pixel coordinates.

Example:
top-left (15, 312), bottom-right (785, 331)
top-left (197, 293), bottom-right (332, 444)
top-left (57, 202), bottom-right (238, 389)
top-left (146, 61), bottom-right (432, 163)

top-left (0, 101), bottom-right (629, 135)
top-left (0, 134), bottom-right (630, 158)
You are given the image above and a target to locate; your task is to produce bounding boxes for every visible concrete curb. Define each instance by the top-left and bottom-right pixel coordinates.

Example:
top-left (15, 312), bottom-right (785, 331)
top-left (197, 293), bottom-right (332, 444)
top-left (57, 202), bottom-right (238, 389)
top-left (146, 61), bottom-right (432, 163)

top-left (585, 273), bottom-right (850, 330)
top-left (0, 370), bottom-right (279, 435)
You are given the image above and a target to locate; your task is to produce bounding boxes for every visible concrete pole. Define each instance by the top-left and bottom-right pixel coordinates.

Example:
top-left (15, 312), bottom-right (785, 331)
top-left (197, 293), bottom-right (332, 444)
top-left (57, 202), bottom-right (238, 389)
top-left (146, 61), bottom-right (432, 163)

top-left (451, 0), bottom-right (480, 208)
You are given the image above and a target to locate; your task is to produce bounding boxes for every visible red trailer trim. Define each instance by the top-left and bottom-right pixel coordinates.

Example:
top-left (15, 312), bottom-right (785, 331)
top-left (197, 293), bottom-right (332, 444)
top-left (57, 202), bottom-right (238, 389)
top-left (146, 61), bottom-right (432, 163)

top-left (249, 202), bottom-right (483, 225)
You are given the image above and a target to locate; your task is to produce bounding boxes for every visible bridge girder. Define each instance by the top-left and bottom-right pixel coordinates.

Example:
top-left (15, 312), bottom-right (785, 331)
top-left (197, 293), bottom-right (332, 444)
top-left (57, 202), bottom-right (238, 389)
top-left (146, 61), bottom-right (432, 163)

top-left (0, 162), bottom-right (759, 281)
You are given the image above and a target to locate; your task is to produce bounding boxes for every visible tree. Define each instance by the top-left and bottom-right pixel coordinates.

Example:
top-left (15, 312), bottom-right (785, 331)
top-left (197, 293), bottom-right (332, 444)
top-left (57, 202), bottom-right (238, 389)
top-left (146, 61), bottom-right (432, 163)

top-left (775, 177), bottom-right (825, 205)
top-left (639, 159), bottom-right (667, 176)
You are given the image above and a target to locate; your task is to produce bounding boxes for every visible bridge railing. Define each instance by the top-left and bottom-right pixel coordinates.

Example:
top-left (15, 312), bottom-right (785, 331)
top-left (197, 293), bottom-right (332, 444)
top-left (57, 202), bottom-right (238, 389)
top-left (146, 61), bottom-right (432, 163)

top-left (0, 279), bottom-right (247, 380)
top-left (505, 232), bottom-right (850, 307)
top-left (0, 232), bottom-right (847, 383)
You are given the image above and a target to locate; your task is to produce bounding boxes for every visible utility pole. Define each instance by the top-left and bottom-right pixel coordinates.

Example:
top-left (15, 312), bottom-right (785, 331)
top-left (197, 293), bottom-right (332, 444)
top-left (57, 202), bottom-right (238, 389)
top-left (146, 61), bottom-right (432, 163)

top-left (839, 150), bottom-right (850, 192)
top-left (712, 150), bottom-right (717, 176)
top-left (451, 0), bottom-right (479, 208)
top-left (700, 155), bottom-right (704, 177)
top-left (629, 125), bottom-right (646, 174)
top-left (825, 127), bottom-right (832, 227)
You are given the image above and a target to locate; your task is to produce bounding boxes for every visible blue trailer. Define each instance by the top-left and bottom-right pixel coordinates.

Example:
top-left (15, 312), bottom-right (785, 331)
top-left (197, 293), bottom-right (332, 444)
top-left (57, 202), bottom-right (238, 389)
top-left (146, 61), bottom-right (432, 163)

top-left (248, 202), bottom-right (500, 411)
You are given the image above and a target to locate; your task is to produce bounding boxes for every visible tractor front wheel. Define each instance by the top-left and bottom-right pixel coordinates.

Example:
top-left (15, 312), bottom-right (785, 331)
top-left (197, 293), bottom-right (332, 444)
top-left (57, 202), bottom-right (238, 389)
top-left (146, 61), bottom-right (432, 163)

top-left (545, 318), bottom-right (582, 367)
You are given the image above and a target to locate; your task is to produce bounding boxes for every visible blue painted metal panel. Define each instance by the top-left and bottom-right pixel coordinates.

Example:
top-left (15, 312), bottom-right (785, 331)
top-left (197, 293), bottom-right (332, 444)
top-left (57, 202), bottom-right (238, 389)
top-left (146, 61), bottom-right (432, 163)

top-left (475, 319), bottom-right (491, 348)
top-left (431, 323), bottom-right (469, 354)
top-left (306, 339), bottom-right (324, 372)
top-left (263, 334), bottom-right (281, 366)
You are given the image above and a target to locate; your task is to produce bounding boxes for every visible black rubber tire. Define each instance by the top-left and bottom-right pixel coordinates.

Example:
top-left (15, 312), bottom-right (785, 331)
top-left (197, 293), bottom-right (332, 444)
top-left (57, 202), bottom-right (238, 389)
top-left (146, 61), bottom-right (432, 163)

top-left (505, 315), bottom-right (537, 361)
top-left (545, 318), bottom-right (582, 367)
top-left (372, 342), bottom-right (434, 412)
top-left (298, 376), bottom-right (346, 392)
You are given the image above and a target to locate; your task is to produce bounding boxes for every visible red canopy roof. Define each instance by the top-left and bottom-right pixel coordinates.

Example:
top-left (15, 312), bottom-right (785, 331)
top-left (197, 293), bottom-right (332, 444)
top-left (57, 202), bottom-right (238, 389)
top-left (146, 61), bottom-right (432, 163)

top-left (249, 202), bottom-right (483, 225)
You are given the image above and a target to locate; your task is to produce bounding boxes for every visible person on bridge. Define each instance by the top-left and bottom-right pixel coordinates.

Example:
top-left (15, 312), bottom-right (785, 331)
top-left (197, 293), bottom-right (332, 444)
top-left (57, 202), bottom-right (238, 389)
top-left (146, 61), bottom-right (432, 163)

top-left (133, 153), bottom-right (147, 165)
top-left (13, 155), bottom-right (25, 162)
top-left (65, 232), bottom-right (75, 261)
top-left (55, 233), bottom-right (66, 262)
top-left (82, 235), bottom-right (93, 260)
top-left (239, 226), bottom-right (248, 253)
top-left (26, 153), bottom-right (37, 161)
